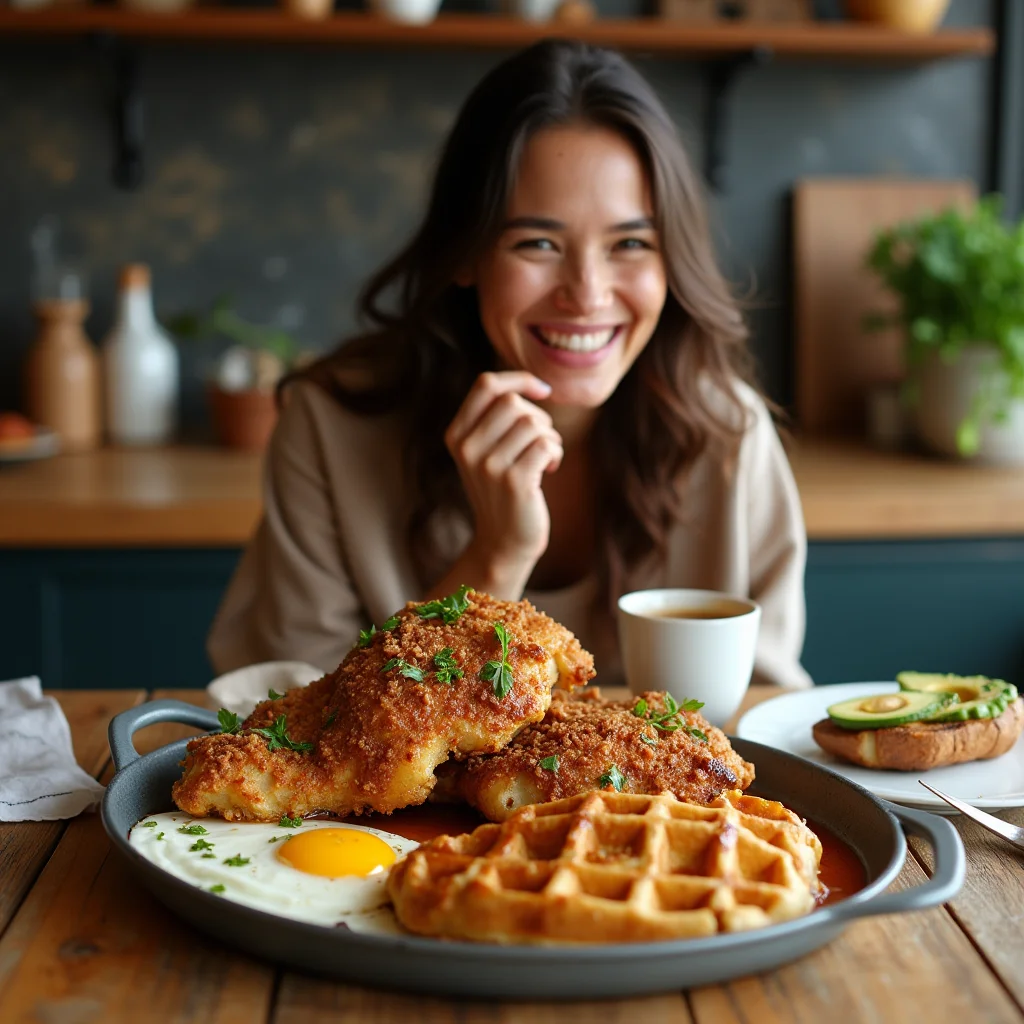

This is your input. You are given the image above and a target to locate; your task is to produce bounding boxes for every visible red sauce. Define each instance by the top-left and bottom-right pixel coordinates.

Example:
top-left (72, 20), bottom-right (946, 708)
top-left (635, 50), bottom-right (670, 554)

top-left (328, 806), bottom-right (867, 907)
top-left (808, 817), bottom-right (867, 906)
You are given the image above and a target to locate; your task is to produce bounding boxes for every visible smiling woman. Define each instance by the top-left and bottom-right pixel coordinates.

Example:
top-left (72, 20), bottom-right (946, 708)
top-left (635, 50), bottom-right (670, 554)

top-left (205, 39), bottom-right (812, 692)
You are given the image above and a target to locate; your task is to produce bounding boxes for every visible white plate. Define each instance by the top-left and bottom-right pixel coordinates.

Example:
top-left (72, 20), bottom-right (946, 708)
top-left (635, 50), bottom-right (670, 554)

top-left (736, 682), bottom-right (1024, 813)
top-left (0, 427), bottom-right (59, 464)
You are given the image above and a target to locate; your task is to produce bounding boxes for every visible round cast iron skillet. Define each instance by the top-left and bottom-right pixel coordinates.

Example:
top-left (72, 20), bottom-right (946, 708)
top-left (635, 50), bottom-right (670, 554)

top-left (103, 700), bottom-right (965, 1001)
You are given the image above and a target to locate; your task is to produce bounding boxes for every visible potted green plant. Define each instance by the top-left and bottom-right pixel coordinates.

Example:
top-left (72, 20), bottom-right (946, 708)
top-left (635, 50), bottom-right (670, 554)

top-left (167, 297), bottom-right (301, 451)
top-left (865, 196), bottom-right (1024, 464)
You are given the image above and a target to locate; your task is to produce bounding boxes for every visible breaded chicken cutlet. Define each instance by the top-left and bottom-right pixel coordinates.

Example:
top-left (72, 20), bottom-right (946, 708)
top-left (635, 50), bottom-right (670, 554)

top-left (172, 589), bottom-right (595, 821)
top-left (433, 688), bottom-right (755, 821)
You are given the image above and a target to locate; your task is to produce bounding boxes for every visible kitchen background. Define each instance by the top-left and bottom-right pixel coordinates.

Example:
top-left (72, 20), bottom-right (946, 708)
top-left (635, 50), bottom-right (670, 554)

top-left (0, 0), bottom-right (996, 427)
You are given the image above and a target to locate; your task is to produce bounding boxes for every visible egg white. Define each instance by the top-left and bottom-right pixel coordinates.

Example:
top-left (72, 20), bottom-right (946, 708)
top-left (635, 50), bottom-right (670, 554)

top-left (129, 812), bottom-right (419, 934)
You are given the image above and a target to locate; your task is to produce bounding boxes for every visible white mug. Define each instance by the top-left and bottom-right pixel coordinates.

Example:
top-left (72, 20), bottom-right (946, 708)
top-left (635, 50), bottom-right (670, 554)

top-left (616, 588), bottom-right (761, 728)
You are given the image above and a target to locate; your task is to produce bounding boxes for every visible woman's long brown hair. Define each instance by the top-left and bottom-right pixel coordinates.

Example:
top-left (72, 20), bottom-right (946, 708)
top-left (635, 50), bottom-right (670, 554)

top-left (288, 39), bottom-right (761, 597)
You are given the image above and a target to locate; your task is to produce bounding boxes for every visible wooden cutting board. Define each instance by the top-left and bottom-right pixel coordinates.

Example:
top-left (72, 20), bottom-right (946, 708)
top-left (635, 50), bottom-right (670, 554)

top-left (793, 178), bottom-right (976, 435)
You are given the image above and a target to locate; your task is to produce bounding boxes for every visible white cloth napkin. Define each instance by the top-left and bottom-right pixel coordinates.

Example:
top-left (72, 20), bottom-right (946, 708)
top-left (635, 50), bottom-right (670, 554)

top-left (0, 676), bottom-right (106, 822)
top-left (206, 661), bottom-right (324, 719)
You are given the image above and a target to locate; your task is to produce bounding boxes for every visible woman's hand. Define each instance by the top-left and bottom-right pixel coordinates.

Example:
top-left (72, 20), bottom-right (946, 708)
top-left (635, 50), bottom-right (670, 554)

top-left (443, 371), bottom-right (562, 598)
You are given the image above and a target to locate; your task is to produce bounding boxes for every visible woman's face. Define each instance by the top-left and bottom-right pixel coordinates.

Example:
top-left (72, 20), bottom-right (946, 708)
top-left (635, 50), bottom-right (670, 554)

top-left (469, 124), bottom-right (668, 408)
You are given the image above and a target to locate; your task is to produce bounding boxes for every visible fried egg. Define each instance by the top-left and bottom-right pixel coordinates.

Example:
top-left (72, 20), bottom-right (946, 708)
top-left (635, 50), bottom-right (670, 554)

top-left (129, 812), bottom-right (419, 934)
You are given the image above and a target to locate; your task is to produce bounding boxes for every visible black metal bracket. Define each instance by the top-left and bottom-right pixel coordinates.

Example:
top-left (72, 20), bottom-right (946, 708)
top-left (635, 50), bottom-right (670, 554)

top-left (704, 45), bottom-right (773, 193)
top-left (91, 32), bottom-right (144, 191)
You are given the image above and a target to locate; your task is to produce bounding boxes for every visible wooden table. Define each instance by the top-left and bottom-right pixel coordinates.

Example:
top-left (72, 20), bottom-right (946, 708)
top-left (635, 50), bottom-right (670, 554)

top-left (5, 438), bottom-right (1024, 546)
top-left (2, 685), bottom-right (1024, 1023)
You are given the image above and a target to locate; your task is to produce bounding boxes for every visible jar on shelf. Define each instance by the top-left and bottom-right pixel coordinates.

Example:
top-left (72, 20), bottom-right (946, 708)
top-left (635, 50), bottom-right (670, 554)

top-left (102, 263), bottom-right (180, 446)
top-left (24, 292), bottom-right (102, 453)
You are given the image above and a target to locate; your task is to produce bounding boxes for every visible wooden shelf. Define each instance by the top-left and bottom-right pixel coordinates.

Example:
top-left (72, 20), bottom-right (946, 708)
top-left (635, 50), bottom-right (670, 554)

top-left (0, 9), bottom-right (996, 59)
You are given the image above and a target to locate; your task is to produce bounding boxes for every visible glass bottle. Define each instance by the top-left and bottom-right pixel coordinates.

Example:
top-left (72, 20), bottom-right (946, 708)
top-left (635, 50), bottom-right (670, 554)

top-left (103, 263), bottom-right (179, 446)
top-left (24, 293), bottom-right (102, 452)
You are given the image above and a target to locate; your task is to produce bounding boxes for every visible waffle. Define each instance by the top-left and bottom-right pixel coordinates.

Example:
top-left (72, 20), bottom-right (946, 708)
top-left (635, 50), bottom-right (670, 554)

top-left (387, 789), bottom-right (823, 944)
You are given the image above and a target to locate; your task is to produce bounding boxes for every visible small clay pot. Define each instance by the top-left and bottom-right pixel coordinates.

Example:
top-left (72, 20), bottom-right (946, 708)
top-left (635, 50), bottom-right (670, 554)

top-left (208, 386), bottom-right (278, 452)
top-left (845, 0), bottom-right (951, 32)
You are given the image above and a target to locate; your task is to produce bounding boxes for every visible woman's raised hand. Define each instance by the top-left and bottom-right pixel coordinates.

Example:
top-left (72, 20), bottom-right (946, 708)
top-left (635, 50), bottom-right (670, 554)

top-left (443, 371), bottom-right (563, 599)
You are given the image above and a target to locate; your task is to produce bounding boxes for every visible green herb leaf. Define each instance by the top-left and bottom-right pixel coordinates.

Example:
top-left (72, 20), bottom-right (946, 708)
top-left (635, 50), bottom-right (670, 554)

top-left (279, 815), bottom-right (303, 828)
top-left (324, 710), bottom-right (337, 727)
top-left (600, 764), bottom-right (627, 792)
top-left (178, 824), bottom-right (208, 835)
top-left (141, 821), bottom-right (157, 828)
top-left (433, 647), bottom-right (464, 685)
top-left (632, 695), bottom-right (707, 741)
top-left (380, 615), bottom-right (400, 632)
top-left (217, 708), bottom-right (240, 734)
top-left (252, 714), bottom-right (315, 754)
top-left (268, 835), bottom-right (292, 844)
top-left (209, 884), bottom-right (226, 894)
top-left (202, 853), bottom-right (216, 859)
top-left (382, 658), bottom-right (425, 682)
top-left (415, 584), bottom-right (471, 625)
top-left (223, 854), bottom-right (250, 867)
top-left (156, 832), bottom-right (165, 841)
top-left (357, 625), bottom-right (377, 648)
top-left (539, 755), bottom-right (560, 772)
top-left (640, 733), bottom-right (658, 746)
top-left (268, 688), bottom-right (284, 700)
top-left (190, 838), bottom-right (215, 852)
top-left (480, 621), bottom-right (514, 698)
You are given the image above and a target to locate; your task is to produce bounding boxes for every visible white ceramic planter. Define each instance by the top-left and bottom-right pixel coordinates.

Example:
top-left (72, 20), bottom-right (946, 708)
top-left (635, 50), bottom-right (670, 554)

top-left (370, 0), bottom-right (442, 24)
top-left (914, 345), bottom-right (1024, 465)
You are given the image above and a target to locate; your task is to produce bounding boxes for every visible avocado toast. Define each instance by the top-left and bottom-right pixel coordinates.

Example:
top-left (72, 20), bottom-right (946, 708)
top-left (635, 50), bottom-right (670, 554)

top-left (812, 673), bottom-right (1024, 771)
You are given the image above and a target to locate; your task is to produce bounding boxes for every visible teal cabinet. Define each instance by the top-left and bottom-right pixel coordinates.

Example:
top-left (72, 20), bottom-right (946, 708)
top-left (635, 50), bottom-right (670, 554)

top-left (3, 539), bottom-right (1023, 689)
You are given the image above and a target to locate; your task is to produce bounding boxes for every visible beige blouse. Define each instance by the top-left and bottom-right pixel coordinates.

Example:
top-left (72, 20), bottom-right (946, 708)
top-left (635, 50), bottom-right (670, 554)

top-left (207, 380), bottom-right (814, 690)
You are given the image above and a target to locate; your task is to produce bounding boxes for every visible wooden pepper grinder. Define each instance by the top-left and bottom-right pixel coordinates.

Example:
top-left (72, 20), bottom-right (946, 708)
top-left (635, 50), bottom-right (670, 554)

top-left (24, 297), bottom-right (102, 452)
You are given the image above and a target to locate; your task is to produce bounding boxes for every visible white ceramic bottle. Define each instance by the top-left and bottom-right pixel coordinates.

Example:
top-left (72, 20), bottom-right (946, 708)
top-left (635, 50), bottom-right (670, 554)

top-left (103, 263), bottom-right (179, 445)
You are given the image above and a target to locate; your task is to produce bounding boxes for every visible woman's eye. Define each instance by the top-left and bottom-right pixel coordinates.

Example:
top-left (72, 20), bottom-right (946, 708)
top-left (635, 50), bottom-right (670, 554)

top-left (614, 237), bottom-right (654, 251)
top-left (513, 238), bottom-right (557, 252)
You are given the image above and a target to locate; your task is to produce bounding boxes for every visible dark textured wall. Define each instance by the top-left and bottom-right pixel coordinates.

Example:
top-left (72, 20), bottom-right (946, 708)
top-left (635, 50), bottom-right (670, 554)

top-left (0, 0), bottom-right (995, 433)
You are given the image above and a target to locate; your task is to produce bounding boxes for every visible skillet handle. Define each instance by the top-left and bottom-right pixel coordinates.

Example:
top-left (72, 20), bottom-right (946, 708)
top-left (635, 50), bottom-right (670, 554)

top-left (825, 802), bottom-right (966, 923)
top-left (108, 699), bottom-right (221, 772)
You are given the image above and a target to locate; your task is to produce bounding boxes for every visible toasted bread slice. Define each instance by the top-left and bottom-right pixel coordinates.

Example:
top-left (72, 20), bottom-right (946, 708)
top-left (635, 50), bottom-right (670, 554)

top-left (812, 697), bottom-right (1024, 771)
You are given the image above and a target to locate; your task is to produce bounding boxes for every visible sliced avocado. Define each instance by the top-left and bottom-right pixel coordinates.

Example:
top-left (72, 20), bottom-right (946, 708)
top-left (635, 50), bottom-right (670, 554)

top-left (827, 690), bottom-right (955, 730)
top-left (897, 671), bottom-right (1015, 722)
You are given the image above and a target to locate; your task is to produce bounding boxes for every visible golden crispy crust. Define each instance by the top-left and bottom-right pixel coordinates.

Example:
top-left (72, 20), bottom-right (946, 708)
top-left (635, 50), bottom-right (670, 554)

top-left (812, 697), bottom-right (1024, 771)
top-left (434, 689), bottom-right (755, 821)
top-left (172, 591), bottom-right (595, 821)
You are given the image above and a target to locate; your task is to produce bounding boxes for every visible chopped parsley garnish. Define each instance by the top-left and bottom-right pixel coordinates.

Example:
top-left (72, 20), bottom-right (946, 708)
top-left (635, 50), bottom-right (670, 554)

top-left (268, 835), bottom-right (292, 844)
top-left (202, 853), bottom-right (216, 859)
top-left (217, 708), bottom-right (240, 734)
top-left (178, 824), bottom-right (208, 835)
top-left (268, 688), bottom-right (284, 700)
top-left (415, 584), bottom-right (471, 625)
top-left (190, 838), bottom-right (215, 852)
top-left (324, 710), bottom-right (337, 727)
top-left (156, 832), bottom-right (165, 841)
top-left (480, 621), bottom-right (514, 699)
top-left (209, 884), bottom-right (225, 894)
top-left (223, 854), bottom-right (250, 867)
top-left (640, 733), bottom-right (659, 746)
top-left (141, 821), bottom-right (157, 828)
top-left (433, 647), bottom-right (464, 685)
top-left (382, 658), bottom-right (425, 682)
top-left (631, 695), bottom-right (707, 741)
top-left (279, 815), bottom-right (303, 828)
top-left (539, 755), bottom-right (560, 772)
top-left (252, 714), bottom-right (315, 753)
top-left (360, 614), bottom-right (401, 647)
top-left (600, 765), bottom-right (627, 792)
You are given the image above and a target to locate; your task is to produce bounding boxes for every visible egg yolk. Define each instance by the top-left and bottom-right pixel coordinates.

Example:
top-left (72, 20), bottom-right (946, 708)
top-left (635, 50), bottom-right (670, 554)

top-left (276, 828), bottom-right (397, 878)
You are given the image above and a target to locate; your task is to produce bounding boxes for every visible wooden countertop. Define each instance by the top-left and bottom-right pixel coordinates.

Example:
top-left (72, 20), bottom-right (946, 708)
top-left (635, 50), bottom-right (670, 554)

top-left (2, 685), bottom-right (1023, 1022)
top-left (2, 436), bottom-right (1024, 546)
